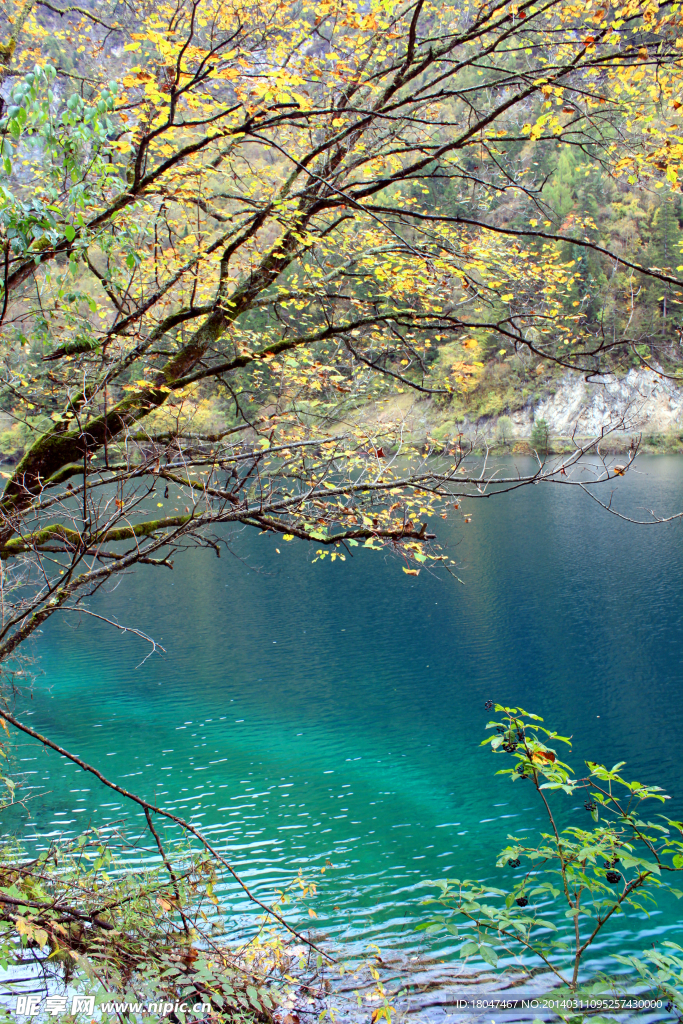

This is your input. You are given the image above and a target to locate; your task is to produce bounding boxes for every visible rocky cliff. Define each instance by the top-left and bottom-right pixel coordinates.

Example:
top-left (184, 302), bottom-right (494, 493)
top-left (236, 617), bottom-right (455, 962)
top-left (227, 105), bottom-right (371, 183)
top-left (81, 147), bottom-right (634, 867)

top-left (507, 368), bottom-right (683, 440)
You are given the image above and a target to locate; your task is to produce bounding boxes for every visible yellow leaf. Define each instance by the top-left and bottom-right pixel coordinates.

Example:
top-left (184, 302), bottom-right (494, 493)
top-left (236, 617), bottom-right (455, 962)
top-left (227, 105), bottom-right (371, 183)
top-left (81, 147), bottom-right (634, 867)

top-left (531, 750), bottom-right (556, 764)
top-left (308, 908), bottom-right (317, 918)
top-left (402, 567), bottom-right (420, 575)
top-left (501, 293), bottom-right (514, 301)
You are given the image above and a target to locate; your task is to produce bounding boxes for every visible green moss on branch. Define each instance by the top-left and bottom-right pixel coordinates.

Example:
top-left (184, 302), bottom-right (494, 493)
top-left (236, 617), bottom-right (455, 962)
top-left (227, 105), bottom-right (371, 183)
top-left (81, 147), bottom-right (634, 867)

top-left (0, 515), bottom-right (193, 558)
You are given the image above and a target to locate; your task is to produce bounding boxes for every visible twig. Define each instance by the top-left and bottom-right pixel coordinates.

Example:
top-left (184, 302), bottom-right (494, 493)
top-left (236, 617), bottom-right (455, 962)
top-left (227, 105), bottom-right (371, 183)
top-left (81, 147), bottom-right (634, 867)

top-left (0, 708), bottom-right (336, 963)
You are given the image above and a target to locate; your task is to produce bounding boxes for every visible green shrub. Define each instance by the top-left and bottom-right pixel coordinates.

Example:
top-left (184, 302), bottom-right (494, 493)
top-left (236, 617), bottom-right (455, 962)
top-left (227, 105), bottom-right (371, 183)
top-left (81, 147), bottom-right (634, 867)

top-left (530, 417), bottom-right (551, 454)
top-left (496, 416), bottom-right (514, 444)
top-left (420, 704), bottom-right (683, 1012)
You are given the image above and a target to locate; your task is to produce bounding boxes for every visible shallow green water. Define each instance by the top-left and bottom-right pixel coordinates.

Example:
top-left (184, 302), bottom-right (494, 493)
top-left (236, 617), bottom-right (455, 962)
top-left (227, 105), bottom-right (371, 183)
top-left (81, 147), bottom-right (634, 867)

top-left (6, 456), bottom-right (683, 968)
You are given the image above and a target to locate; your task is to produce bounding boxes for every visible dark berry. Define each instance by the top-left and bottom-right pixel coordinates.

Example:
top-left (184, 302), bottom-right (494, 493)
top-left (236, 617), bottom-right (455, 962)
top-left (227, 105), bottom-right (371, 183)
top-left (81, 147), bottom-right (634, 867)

top-left (508, 858), bottom-right (521, 868)
top-left (496, 726), bottom-right (506, 734)
top-left (606, 871), bottom-right (622, 884)
top-left (503, 742), bottom-right (518, 753)
top-left (484, 700), bottom-right (493, 710)
top-left (666, 1003), bottom-right (673, 1013)
top-left (516, 896), bottom-right (528, 907)
top-left (584, 801), bottom-right (596, 812)
top-left (516, 764), bottom-right (526, 775)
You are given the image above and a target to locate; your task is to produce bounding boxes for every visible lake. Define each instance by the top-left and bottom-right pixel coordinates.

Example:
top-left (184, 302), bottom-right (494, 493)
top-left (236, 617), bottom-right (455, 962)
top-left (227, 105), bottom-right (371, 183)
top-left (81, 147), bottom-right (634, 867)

top-left (6, 455), bottom-right (683, 974)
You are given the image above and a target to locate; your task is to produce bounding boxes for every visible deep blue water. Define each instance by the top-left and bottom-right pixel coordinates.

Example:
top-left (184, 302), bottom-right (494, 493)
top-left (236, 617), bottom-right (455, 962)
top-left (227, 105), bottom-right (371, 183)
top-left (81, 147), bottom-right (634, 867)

top-left (6, 455), bottom-right (683, 972)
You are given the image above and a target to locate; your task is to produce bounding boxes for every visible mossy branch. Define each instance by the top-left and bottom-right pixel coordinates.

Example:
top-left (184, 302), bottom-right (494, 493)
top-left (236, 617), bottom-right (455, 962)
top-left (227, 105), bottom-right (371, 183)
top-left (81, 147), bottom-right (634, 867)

top-left (0, 515), bottom-right (193, 557)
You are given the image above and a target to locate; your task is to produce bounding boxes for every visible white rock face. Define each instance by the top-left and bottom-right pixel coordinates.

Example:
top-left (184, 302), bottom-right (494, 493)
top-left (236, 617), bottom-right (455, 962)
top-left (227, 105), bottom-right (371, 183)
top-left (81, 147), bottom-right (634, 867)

top-left (507, 368), bottom-right (683, 437)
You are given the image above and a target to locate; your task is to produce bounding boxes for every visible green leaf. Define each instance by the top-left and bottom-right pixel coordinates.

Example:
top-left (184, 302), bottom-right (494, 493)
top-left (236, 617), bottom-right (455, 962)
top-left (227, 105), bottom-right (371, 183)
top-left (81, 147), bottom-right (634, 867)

top-left (64, 225), bottom-right (76, 242)
top-left (479, 944), bottom-right (499, 967)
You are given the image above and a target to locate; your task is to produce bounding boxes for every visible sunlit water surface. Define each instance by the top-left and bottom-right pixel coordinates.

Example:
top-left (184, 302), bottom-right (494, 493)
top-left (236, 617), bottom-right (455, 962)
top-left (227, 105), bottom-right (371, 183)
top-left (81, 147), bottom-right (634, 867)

top-left (6, 456), bottom-right (683, 973)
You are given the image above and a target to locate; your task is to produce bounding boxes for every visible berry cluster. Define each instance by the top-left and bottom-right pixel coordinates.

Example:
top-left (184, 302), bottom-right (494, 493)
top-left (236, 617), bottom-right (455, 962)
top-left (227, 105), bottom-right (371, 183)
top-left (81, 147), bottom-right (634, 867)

top-left (516, 896), bottom-right (528, 907)
top-left (508, 858), bottom-right (521, 868)
top-left (484, 700), bottom-right (493, 710)
top-left (502, 741), bottom-right (517, 753)
top-left (584, 801), bottom-right (596, 812)
top-left (605, 870), bottom-right (622, 884)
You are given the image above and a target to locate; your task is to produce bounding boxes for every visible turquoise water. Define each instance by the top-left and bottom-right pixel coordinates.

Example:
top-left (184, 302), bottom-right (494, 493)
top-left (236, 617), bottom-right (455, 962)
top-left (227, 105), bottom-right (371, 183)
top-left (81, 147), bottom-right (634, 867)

top-left (6, 456), bottom-right (683, 968)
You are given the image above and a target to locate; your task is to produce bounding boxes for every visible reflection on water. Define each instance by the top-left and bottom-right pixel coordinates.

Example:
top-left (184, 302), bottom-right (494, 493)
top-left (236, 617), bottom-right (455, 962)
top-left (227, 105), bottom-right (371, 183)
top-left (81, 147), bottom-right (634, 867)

top-left (6, 456), bottom-right (683, 967)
